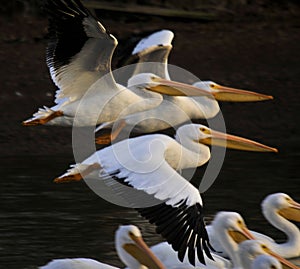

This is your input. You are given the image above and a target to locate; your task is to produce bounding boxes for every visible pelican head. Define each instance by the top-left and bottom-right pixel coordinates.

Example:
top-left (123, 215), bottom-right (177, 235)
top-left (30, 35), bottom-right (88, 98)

top-left (193, 80), bottom-right (273, 102)
top-left (262, 193), bottom-right (300, 222)
top-left (128, 73), bottom-right (224, 97)
top-left (251, 254), bottom-right (282, 269)
top-left (115, 225), bottom-right (165, 269)
top-left (239, 240), bottom-right (273, 263)
top-left (176, 124), bottom-right (278, 153)
top-left (212, 212), bottom-right (255, 244)
top-left (239, 240), bottom-right (299, 269)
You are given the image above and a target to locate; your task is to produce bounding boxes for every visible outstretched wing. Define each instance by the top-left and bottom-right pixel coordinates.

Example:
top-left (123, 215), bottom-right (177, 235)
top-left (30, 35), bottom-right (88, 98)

top-left (132, 29), bottom-right (174, 55)
top-left (132, 30), bottom-right (174, 79)
top-left (45, 0), bottom-right (118, 103)
top-left (97, 136), bottom-right (213, 266)
top-left (120, 30), bottom-right (174, 79)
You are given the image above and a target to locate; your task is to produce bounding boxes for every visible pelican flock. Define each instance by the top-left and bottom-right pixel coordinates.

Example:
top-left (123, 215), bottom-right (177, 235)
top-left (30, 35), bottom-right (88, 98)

top-left (22, 0), bottom-right (216, 127)
top-left (20, 0), bottom-right (300, 268)
top-left (95, 29), bottom-right (274, 143)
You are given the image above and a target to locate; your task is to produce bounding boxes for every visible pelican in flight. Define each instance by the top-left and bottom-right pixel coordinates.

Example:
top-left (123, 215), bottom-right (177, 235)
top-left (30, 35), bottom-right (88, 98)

top-left (39, 225), bottom-right (165, 269)
top-left (95, 29), bottom-right (273, 144)
top-left (251, 193), bottom-right (300, 259)
top-left (55, 124), bottom-right (277, 266)
top-left (22, 0), bottom-right (215, 127)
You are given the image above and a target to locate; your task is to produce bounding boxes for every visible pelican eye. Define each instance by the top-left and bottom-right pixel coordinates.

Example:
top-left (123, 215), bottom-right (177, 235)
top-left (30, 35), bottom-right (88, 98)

top-left (237, 219), bottom-right (243, 225)
top-left (271, 265), bottom-right (276, 269)
top-left (210, 84), bottom-right (216, 88)
top-left (129, 231), bottom-right (135, 237)
top-left (261, 244), bottom-right (268, 250)
top-left (200, 127), bottom-right (206, 132)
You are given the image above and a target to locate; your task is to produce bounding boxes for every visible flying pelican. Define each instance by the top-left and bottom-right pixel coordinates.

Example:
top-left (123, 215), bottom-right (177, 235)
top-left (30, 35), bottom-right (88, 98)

top-left (207, 193), bottom-right (300, 259)
top-left (95, 30), bottom-right (273, 144)
top-left (39, 225), bottom-right (165, 269)
top-left (251, 193), bottom-right (300, 259)
top-left (54, 124), bottom-right (277, 266)
top-left (22, 0), bottom-right (215, 127)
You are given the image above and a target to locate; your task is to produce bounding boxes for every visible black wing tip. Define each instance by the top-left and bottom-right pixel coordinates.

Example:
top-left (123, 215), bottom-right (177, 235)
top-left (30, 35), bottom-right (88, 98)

top-left (137, 201), bottom-right (213, 266)
top-left (44, 0), bottom-right (90, 20)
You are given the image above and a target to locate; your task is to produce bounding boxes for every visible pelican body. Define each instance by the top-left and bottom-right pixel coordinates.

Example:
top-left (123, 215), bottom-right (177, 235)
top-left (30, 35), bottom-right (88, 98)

top-left (55, 124), bottom-right (276, 266)
top-left (95, 29), bottom-right (273, 143)
top-left (23, 0), bottom-right (215, 127)
top-left (252, 193), bottom-right (300, 259)
top-left (207, 193), bottom-right (300, 260)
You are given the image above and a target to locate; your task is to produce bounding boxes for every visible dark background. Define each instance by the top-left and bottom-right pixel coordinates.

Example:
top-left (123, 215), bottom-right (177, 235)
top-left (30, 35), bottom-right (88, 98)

top-left (0, 0), bottom-right (299, 155)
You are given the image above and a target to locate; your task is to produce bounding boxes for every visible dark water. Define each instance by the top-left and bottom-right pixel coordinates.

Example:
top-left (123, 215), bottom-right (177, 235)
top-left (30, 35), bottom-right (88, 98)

top-left (1, 150), bottom-right (299, 268)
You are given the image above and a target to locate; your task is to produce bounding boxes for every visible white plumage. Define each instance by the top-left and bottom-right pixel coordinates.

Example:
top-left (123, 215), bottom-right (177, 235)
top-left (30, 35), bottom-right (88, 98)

top-left (23, 1), bottom-right (211, 127)
top-left (207, 193), bottom-right (300, 260)
top-left (56, 123), bottom-right (276, 266)
top-left (95, 29), bottom-right (273, 143)
top-left (251, 193), bottom-right (300, 259)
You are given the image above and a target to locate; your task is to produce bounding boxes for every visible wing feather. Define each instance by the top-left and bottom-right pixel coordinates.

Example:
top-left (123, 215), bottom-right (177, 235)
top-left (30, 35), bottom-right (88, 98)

top-left (44, 0), bottom-right (117, 103)
top-left (131, 30), bottom-right (174, 79)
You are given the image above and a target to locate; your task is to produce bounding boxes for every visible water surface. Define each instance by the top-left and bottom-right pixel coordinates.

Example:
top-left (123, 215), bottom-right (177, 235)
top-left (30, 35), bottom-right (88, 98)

top-left (0, 150), bottom-right (299, 268)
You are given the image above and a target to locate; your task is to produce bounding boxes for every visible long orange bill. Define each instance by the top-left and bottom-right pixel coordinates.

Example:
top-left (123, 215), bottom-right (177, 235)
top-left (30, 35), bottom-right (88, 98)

top-left (212, 84), bottom-right (273, 102)
top-left (124, 235), bottom-right (166, 269)
top-left (150, 77), bottom-right (273, 102)
top-left (266, 249), bottom-right (300, 269)
top-left (148, 77), bottom-right (215, 97)
top-left (200, 129), bottom-right (278, 152)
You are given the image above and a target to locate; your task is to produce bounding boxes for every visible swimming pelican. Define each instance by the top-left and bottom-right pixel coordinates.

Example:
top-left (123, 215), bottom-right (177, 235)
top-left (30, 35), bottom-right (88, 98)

top-left (22, 0), bottom-right (214, 127)
top-left (251, 254), bottom-right (282, 269)
top-left (95, 30), bottom-right (273, 144)
top-left (55, 124), bottom-right (277, 265)
top-left (207, 194), bottom-right (300, 260)
top-left (238, 240), bottom-right (296, 269)
top-left (148, 215), bottom-right (295, 268)
top-left (251, 193), bottom-right (300, 259)
top-left (39, 225), bottom-right (165, 269)
top-left (206, 213), bottom-right (297, 269)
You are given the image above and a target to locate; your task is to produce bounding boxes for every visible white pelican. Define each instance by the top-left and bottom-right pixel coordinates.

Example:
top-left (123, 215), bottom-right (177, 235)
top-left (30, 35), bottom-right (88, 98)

top-left (251, 254), bottom-right (282, 269)
top-left (206, 213), bottom-right (297, 269)
top-left (238, 240), bottom-right (294, 269)
top-left (251, 193), bottom-right (300, 259)
top-left (22, 0), bottom-right (215, 127)
top-left (95, 30), bottom-right (273, 144)
top-left (148, 215), bottom-right (295, 268)
top-left (207, 194), bottom-right (300, 260)
top-left (55, 124), bottom-right (277, 265)
top-left (39, 225), bottom-right (165, 269)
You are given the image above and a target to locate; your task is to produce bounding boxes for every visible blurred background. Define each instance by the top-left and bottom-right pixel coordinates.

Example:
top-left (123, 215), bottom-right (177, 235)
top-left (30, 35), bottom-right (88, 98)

top-left (0, 0), bottom-right (299, 268)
